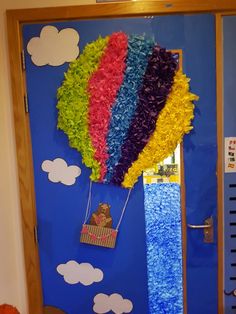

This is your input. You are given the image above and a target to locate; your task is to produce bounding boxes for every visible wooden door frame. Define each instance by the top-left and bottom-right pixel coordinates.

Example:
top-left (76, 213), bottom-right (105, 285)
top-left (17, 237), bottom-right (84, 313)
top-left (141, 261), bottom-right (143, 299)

top-left (6, 1), bottom-right (234, 313)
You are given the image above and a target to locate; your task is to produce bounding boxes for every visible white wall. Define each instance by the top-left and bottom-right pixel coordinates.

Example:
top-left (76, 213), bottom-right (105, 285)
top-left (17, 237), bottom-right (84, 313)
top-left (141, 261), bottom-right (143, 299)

top-left (0, 1), bottom-right (95, 313)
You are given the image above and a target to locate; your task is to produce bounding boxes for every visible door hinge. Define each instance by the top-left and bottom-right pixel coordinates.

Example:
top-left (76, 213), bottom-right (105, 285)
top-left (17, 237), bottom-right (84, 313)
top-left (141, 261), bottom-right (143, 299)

top-left (34, 225), bottom-right (39, 244)
top-left (21, 50), bottom-right (26, 71)
top-left (24, 94), bottom-right (29, 113)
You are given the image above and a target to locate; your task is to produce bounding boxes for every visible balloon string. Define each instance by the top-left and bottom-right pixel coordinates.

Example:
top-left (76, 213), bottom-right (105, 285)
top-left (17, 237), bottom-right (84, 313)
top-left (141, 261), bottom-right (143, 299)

top-left (83, 180), bottom-right (132, 229)
top-left (84, 180), bottom-right (92, 224)
top-left (116, 188), bottom-right (132, 231)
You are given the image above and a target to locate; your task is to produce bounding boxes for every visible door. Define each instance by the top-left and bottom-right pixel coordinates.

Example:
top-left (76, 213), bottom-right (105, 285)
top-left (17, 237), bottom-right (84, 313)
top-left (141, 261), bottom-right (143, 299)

top-left (21, 13), bottom-right (218, 314)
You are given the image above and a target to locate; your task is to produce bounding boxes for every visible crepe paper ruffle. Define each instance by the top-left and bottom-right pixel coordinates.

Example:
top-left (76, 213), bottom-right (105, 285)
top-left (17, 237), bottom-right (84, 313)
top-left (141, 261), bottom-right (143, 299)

top-left (122, 71), bottom-right (198, 188)
top-left (57, 36), bottom-right (109, 181)
top-left (105, 35), bottom-right (155, 183)
top-left (111, 46), bottom-right (177, 186)
top-left (88, 32), bottom-right (128, 182)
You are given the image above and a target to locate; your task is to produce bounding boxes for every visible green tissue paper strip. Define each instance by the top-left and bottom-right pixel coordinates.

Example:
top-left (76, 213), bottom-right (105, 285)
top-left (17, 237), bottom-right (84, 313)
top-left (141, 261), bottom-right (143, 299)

top-left (57, 36), bottom-right (109, 180)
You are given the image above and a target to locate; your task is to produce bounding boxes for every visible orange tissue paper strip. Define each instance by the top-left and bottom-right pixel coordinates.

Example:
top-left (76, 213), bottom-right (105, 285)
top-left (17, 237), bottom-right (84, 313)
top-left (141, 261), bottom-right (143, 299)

top-left (0, 304), bottom-right (20, 314)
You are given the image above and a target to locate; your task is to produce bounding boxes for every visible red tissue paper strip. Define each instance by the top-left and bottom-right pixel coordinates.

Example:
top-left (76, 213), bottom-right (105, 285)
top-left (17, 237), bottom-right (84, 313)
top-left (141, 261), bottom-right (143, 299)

top-left (88, 32), bottom-right (128, 181)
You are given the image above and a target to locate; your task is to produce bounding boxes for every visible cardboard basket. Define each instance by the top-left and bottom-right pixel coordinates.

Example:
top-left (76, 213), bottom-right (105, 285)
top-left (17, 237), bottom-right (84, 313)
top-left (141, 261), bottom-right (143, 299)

top-left (80, 224), bottom-right (117, 248)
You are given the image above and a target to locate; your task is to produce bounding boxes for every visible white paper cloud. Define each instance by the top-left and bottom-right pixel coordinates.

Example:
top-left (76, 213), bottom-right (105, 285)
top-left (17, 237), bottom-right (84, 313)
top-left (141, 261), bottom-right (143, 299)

top-left (41, 158), bottom-right (81, 185)
top-left (57, 261), bottom-right (103, 285)
top-left (27, 25), bottom-right (80, 66)
top-left (93, 293), bottom-right (133, 314)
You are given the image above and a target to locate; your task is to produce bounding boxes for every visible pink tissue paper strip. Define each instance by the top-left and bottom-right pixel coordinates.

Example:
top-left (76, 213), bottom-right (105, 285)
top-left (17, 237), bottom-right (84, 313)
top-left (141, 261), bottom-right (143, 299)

top-left (88, 32), bottom-right (128, 181)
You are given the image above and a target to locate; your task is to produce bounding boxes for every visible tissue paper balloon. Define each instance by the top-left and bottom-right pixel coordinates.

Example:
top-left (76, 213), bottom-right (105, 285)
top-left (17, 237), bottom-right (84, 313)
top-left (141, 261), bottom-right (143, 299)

top-left (57, 32), bottom-right (198, 188)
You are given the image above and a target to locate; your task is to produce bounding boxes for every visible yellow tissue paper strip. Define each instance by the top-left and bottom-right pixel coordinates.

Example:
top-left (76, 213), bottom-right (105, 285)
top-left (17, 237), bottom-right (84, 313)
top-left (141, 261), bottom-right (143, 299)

top-left (122, 70), bottom-right (199, 188)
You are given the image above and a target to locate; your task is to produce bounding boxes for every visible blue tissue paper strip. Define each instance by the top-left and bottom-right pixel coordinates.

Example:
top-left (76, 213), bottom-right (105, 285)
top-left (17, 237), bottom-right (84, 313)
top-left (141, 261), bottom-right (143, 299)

top-left (105, 35), bottom-right (154, 183)
top-left (144, 183), bottom-right (183, 314)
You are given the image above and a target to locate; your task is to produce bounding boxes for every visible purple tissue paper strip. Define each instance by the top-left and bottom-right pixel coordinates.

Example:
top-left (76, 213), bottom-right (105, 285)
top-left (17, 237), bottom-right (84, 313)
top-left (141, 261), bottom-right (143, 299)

top-left (111, 45), bottom-right (177, 186)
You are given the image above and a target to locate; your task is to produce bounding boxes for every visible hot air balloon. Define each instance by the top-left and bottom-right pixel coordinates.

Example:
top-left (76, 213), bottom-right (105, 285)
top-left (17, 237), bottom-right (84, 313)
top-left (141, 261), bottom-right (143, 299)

top-left (56, 32), bottom-right (198, 248)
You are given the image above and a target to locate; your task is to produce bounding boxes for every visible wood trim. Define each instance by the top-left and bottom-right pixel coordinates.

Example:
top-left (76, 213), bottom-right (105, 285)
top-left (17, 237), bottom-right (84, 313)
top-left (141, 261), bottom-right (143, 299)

top-left (175, 50), bottom-right (187, 313)
top-left (218, 11), bottom-right (236, 16)
top-left (7, 11), bottom-right (43, 314)
top-left (176, 48), bottom-right (185, 310)
top-left (5, 0), bottom-right (236, 23)
top-left (171, 49), bottom-right (183, 69)
top-left (180, 143), bottom-right (188, 314)
top-left (216, 13), bottom-right (224, 314)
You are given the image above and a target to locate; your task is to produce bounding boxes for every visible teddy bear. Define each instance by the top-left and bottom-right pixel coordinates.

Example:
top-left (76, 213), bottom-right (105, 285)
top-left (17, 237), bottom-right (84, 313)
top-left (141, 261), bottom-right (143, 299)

top-left (89, 203), bottom-right (113, 228)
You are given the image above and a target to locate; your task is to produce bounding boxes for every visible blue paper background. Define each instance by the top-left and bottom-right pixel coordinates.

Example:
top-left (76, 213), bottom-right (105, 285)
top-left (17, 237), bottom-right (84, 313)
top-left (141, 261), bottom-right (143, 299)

top-left (23, 14), bottom-right (217, 314)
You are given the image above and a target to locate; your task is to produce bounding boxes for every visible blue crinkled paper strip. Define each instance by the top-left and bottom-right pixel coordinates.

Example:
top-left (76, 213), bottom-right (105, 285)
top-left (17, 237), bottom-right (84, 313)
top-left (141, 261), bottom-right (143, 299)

top-left (144, 183), bottom-right (183, 314)
top-left (105, 35), bottom-right (154, 183)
